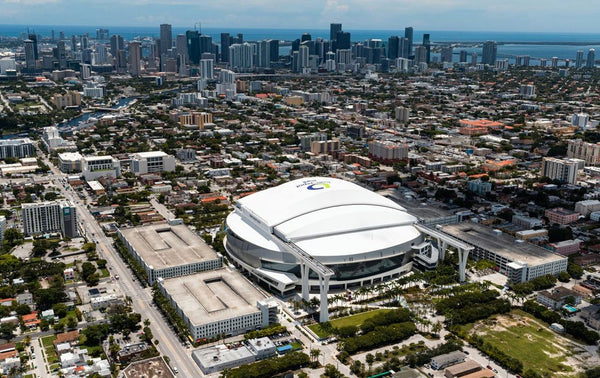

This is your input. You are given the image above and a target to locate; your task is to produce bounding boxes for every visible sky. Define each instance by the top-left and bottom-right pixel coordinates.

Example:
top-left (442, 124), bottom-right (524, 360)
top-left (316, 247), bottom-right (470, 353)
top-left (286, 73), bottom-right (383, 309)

top-left (1, 0), bottom-right (600, 33)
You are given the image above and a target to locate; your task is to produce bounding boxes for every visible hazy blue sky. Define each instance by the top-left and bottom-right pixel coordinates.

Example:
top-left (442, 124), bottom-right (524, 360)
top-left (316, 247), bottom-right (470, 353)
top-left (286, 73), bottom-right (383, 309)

top-left (1, 0), bottom-right (599, 32)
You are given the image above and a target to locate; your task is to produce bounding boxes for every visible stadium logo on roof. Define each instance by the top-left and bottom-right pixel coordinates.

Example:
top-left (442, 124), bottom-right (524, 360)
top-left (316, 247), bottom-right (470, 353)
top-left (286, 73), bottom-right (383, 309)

top-left (306, 182), bottom-right (330, 190)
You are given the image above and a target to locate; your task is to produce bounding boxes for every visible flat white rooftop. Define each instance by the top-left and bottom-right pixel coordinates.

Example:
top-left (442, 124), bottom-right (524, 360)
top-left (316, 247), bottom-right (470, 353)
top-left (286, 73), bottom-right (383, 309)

top-left (119, 224), bottom-right (218, 270)
top-left (159, 269), bottom-right (268, 325)
top-left (131, 151), bottom-right (168, 158)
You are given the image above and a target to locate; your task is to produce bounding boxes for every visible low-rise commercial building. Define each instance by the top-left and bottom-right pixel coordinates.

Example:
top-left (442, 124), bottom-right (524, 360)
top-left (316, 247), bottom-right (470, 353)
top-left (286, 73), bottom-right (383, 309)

top-left (82, 155), bottom-right (120, 181)
top-left (192, 337), bottom-right (276, 374)
top-left (117, 224), bottom-right (222, 284)
top-left (431, 351), bottom-right (466, 370)
top-left (58, 152), bottom-right (83, 173)
top-left (157, 269), bottom-right (277, 342)
top-left (130, 151), bottom-right (176, 175)
top-left (547, 239), bottom-right (582, 256)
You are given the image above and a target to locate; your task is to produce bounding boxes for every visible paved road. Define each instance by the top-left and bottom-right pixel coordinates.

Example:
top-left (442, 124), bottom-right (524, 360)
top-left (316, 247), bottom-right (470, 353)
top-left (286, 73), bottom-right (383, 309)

top-left (39, 145), bottom-right (202, 377)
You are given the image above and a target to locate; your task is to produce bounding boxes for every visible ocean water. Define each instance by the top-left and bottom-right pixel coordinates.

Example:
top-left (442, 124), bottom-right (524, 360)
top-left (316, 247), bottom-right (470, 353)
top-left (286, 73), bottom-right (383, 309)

top-left (3, 24), bottom-right (600, 62)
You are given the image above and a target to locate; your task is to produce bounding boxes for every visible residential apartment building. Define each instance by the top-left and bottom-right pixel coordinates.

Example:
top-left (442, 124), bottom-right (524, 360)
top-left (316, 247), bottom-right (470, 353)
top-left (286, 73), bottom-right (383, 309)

top-left (541, 157), bottom-right (578, 184)
top-left (21, 201), bottom-right (77, 238)
top-left (0, 139), bottom-right (35, 159)
top-left (567, 139), bottom-right (600, 165)
top-left (368, 140), bottom-right (408, 162)
top-left (545, 207), bottom-right (579, 225)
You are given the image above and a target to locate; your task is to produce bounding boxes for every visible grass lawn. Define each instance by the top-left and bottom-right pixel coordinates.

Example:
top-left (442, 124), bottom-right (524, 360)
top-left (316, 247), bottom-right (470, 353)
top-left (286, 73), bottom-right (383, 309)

top-left (465, 310), bottom-right (575, 376)
top-left (41, 335), bottom-right (56, 348)
top-left (100, 268), bottom-right (110, 278)
top-left (290, 341), bottom-right (303, 351)
top-left (308, 309), bottom-right (392, 338)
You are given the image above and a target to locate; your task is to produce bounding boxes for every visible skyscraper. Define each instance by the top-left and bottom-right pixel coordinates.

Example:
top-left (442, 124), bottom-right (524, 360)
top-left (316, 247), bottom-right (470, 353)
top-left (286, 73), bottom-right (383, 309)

top-left (387, 36), bottom-right (399, 59)
top-left (220, 33), bottom-right (231, 62)
top-left (576, 50), bottom-right (584, 68)
top-left (336, 31), bottom-right (351, 50)
top-left (268, 39), bottom-right (279, 65)
top-left (301, 33), bottom-right (312, 42)
top-left (57, 41), bottom-right (67, 69)
top-left (186, 31), bottom-right (200, 64)
top-left (441, 46), bottom-right (453, 63)
top-left (587, 49), bottom-right (596, 68)
top-left (459, 50), bottom-right (468, 63)
top-left (176, 34), bottom-right (188, 63)
top-left (160, 24), bottom-right (173, 56)
top-left (24, 39), bottom-right (36, 72)
top-left (110, 35), bottom-right (124, 56)
top-left (128, 41), bottom-right (142, 76)
top-left (28, 34), bottom-right (38, 60)
top-left (330, 23), bottom-right (342, 42)
top-left (422, 33), bottom-right (431, 63)
top-left (404, 27), bottom-right (413, 57)
top-left (414, 46), bottom-right (427, 64)
top-left (482, 41), bottom-right (497, 65)
top-left (199, 35), bottom-right (213, 55)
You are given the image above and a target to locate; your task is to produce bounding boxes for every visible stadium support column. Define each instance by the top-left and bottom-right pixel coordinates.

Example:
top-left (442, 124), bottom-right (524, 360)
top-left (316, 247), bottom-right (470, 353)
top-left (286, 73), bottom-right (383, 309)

top-left (301, 263), bottom-right (310, 301)
top-left (319, 275), bottom-right (330, 323)
top-left (458, 247), bottom-right (470, 282)
top-left (437, 238), bottom-right (447, 261)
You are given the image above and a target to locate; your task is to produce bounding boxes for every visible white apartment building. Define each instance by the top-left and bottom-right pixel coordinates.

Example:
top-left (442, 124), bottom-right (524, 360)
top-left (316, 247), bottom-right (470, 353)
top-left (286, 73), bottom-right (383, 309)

top-left (21, 201), bottom-right (77, 238)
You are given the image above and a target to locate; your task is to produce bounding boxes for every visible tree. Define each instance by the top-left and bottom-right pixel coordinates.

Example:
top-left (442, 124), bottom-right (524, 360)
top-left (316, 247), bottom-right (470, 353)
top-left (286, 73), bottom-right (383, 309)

top-left (0, 322), bottom-right (16, 340)
top-left (567, 263), bottom-right (584, 279)
top-left (310, 348), bottom-right (321, 363)
top-left (53, 322), bottom-right (65, 333)
top-left (558, 271), bottom-right (571, 282)
top-left (2, 228), bottom-right (23, 251)
top-left (66, 316), bottom-right (78, 329)
top-left (366, 353), bottom-right (375, 367)
top-left (321, 364), bottom-right (345, 378)
top-left (82, 324), bottom-right (110, 346)
top-left (52, 303), bottom-right (68, 318)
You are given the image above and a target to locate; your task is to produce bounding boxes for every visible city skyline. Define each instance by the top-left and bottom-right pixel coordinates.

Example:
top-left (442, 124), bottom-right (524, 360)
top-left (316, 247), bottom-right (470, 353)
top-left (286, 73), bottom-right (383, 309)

top-left (1, 0), bottom-right (600, 33)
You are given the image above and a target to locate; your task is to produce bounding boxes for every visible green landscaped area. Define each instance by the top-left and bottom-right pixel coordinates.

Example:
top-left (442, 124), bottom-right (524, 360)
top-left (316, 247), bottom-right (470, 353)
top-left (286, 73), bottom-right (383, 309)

top-left (308, 309), bottom-right (392, 338)
top-left (462, 310), bottom-right (579, 376)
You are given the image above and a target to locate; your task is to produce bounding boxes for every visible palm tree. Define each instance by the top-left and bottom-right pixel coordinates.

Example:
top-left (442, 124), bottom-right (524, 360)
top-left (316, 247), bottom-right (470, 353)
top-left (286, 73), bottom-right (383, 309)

top-left (310, 348), bottom-right (321, 363)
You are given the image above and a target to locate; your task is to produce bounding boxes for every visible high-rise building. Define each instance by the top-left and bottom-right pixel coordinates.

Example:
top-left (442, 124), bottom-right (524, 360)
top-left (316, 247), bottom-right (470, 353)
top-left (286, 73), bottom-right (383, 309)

top-left (441, 46), bottom-right (453, 63)
top-left (414, 46), bottom-right (427, 65)
top-left (587, 49), bottom-right (596, 68)
top-left (404, 27), bottom-right (413, 57)
top-left (199, 35), bottom-right (213, 56)
top-left (471, 52), bottom-right (478, 66)
top-left (128, 41), bottom-right (142, 76)
top-left (28, 34), bottom-right (38, 60)
top-left (567, 139), bottom-right (600, 165)
top-left (0, 139), bottom-right (35, 159)
top-left (482, 41), bottom-right (497, 65)
top-left (330, 23), bottom-right (342, 42)
top-left (552, 56), bottom-right (559, 68)
top-left (200, 58), bottom-right (213, 79)
top-left (96, 28), bottom-right (109, 40)
top-left (301, 33), bottom-right (311, 43)
top-left (335, 31), bottom-right (351, 50)
top-left (22, 201), bottom-right (78, 238)
top-left (220, 33), bottom-right (231, 62)
top-left (298, 44), bottom-right (309, 72)
top-left (388, 36), bottom-right (399, 59)
top-left (186, 30), bottom-right (201, 64)
top-left (459, 50), bottom-right (468, 63)
top-left (160, 24), bottom-right (172, 56)
top-left (541, 157), bottom-right (579, 184)
top-left (576, 50), bottom-right (584, 68)
top-left (24, 39), bottom-right (36, 72)
top-left (56, 41), bottom-right (67, 69)
top-left (422, 34), bottom-right (431, 63)
top-left (268, 39), bottom-right (279, 64)
top-left (176, 34), bottom-right (188, 63)
top-left (110, 35), bottom-right (124, 56)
